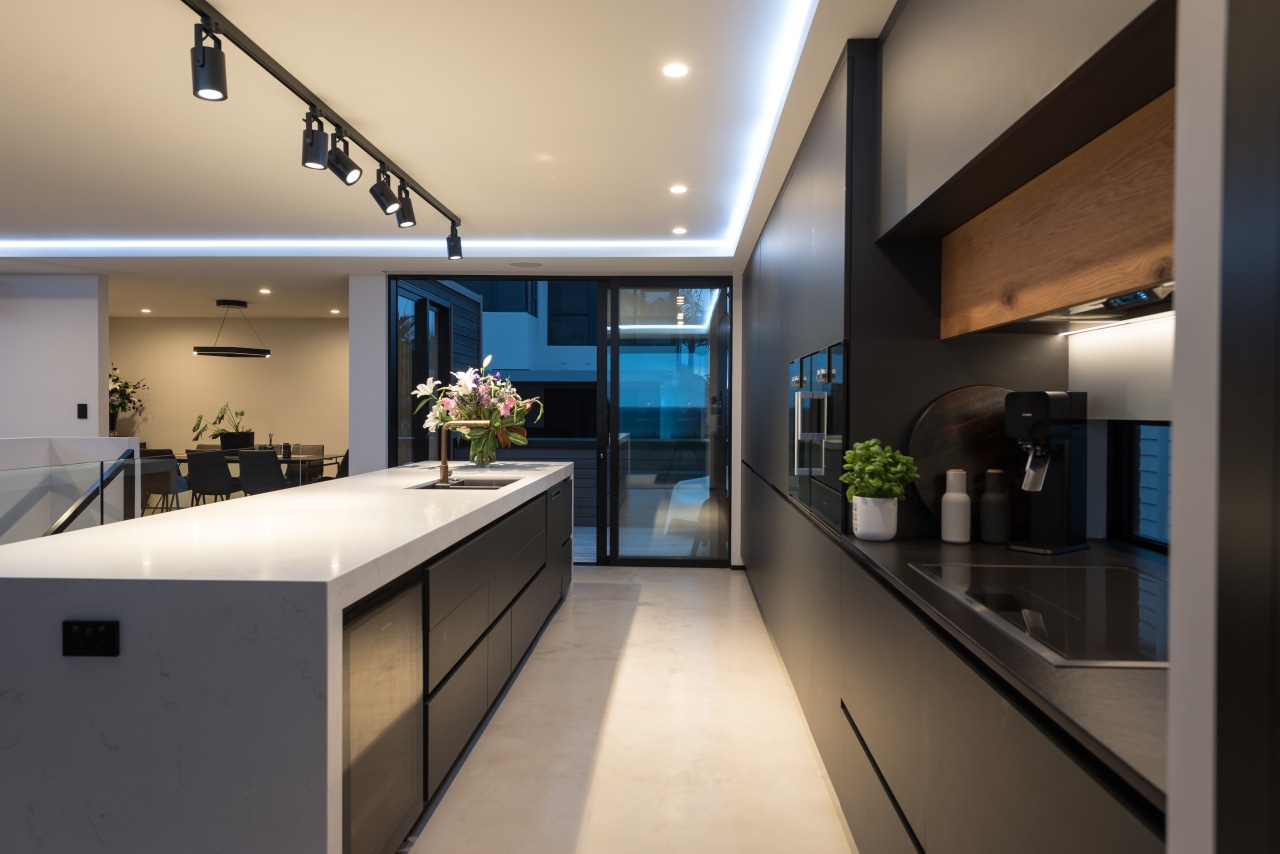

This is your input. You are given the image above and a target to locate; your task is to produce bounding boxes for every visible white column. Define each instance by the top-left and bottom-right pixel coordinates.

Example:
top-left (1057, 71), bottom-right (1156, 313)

top-left (0, 275), bottom-right (109, 438)
top-left (348, 275), bottom-right (389, 475)
top-left (1169, 0), bottom-right (1226, 850)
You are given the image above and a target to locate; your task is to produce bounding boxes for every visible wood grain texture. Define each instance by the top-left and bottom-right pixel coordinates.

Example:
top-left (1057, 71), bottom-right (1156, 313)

top-left (940, 89), bottom-right (1174, 338)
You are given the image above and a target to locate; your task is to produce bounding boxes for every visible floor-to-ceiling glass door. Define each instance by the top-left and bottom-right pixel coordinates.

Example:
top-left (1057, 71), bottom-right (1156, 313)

top-left (599, 279), bottom-right (731, 564)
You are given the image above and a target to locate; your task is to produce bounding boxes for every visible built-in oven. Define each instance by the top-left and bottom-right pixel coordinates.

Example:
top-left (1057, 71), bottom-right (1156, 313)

top-left (789, 340), bottom-right (847, 532)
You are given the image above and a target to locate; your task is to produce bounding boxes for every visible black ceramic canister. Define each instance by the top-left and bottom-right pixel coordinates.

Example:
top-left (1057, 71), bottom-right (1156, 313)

top-left (980, 469), bottom-right (1010, 544)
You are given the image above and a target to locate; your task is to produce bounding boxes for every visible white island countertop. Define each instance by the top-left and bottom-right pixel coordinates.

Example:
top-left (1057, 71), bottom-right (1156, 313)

top-left (0, 460), bottom-right (573, 854)
top-left (0, 460), bottom-right (573, 609)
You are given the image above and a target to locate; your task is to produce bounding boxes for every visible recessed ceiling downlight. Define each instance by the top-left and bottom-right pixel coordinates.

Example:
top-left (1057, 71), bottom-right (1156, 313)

top-left (663, 63), bottom-right (689, 78)
top-left (672, 227), bottom-right (687, 235)
top-left (670, 185), bottom-right (687, 194)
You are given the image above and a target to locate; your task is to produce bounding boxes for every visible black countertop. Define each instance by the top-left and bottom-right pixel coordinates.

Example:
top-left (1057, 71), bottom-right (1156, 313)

top-left (838, 536), bottom-right (1167, 815)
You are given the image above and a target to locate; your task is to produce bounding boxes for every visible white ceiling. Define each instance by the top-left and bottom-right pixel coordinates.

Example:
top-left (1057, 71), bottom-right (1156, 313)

top-left (0, 0), bottom-right (894, 317)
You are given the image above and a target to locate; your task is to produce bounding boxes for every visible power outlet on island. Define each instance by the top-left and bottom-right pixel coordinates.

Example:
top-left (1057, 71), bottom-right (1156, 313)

top-left (62, 621), bottom-right (120, 657)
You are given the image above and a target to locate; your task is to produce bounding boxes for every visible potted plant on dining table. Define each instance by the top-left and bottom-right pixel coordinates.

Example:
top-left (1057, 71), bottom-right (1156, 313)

top-left (191, 402), bottom-right (255, 451)
top-left (411, 355), bottom-right (543, 466)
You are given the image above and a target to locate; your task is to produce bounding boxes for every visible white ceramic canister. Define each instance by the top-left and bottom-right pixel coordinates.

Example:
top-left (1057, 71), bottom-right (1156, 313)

top-left (941, 468), bottom-right (971, 544)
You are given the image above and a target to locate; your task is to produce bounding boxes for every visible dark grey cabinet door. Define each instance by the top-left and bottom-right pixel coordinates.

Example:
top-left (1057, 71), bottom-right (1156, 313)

top-left (344, 582), bottom-right (424, 854)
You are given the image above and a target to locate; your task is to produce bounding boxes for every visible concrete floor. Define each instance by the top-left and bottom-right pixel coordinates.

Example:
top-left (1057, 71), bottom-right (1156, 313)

top-left (408, 567), bottom-right (854, 854)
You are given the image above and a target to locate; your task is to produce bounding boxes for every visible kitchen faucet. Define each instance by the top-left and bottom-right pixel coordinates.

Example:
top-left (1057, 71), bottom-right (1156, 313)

top-left (437, 421), bottom-right (492, 484)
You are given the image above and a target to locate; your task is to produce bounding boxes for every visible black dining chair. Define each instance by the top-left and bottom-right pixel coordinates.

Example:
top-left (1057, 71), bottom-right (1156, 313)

top-left (238, 449), bottom-right (289, 495)
top-left (317, 449), bottom-right (349, 481)
top-left (140, 449), bottom-right (189, 512)
top-left (185, 450), bottom-right (241, 505)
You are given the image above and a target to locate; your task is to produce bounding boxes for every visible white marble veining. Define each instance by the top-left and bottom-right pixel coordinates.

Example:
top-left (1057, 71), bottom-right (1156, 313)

top-left (412, 567), bottom-right (855, 854)
top-left (0, 462), bottom-right (571, 854)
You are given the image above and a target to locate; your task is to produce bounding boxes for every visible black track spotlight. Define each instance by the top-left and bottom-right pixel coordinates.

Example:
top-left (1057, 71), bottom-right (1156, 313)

top-left (369, 167), bottom-right (401, 214)
top-left (191, 18), bottom-right (228, 101)
top-left (447, 223), bottom-right (463, 260)
top-left (395, 183), bottom-right (417, 228)
top-left (301, 113), bottom-right (328, 170)
top-left (326, 134), bottom-right (362, 185)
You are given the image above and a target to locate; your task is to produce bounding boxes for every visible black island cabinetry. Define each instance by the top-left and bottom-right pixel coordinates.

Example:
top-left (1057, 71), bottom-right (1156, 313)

top-left (343, 476), bottom-right (572, 854)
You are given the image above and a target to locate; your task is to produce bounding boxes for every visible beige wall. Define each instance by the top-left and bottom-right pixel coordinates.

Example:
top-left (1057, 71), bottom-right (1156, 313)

top-left (109, 317), bottom-right (349, 457)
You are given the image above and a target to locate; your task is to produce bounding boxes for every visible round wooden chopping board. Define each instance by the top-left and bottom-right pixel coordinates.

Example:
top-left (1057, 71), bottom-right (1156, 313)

top-left (907, 385), bottom-right (1030, 531)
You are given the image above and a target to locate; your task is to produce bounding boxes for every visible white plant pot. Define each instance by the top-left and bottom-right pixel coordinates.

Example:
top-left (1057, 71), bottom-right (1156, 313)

top-left (851, 496), bottom-right (898, 541)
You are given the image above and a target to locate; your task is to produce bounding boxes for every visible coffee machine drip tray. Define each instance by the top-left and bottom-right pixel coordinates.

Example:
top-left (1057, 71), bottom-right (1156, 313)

top-left (910, 563), bottom-right (1168, 668)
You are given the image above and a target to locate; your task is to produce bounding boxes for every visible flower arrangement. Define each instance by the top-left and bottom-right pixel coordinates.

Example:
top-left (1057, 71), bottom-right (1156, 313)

top-left (108, 364), bottom-right (148, 415)
top-left (412, 355), bottom-right (543, 466)
top-left (840, 438), bottom-right (919, 501)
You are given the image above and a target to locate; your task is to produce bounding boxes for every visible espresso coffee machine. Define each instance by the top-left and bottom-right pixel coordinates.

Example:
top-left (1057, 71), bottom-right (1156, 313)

top-left (1004, 391), bottom-right (1088, 554)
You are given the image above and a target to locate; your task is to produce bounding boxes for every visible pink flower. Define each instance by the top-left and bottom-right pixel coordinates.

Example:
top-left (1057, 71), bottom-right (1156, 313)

top-left (439, 397), bottom-right (456, 413)
top-left (500, 396), bottom-right (516, 417)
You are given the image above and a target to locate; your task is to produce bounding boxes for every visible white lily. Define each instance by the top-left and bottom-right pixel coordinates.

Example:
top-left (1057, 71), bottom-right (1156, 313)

top-left (482, 354), bottom-right (493, 369)
top-left (452, 367), bottom-right (480, 390)
top-left (424, 404), bottom-right (445, 432)
top-left (412, 378), bottom-right (441, 398)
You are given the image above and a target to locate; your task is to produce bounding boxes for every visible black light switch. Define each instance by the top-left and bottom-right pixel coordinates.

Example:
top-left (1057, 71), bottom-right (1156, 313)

top-left (62, 621), bottom-right (120, 657)
top-left (77, 403), bottom-right (88, 419)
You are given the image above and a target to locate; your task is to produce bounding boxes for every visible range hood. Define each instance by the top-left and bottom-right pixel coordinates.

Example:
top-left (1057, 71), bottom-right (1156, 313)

top-left (1002, 282), bottom-right (1174, 334)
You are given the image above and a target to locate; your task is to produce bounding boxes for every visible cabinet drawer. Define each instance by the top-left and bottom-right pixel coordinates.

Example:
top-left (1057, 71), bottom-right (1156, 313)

top-left (487, 611), bottom-right (512, 706)
top-left (426, 636), bottom-right (489, 799)
top-left (833, 705), bottom-right (918, 854)
top-left (511, 565), bottom-right (561, 664)
top-left (427, 496), bottom-right (546, 628)
top-left (489, 529), bottom-right (546, 622)
top-left (547, 478), bottom-right (572, 544)
top-left (427, 583), bottom-right (489, 693)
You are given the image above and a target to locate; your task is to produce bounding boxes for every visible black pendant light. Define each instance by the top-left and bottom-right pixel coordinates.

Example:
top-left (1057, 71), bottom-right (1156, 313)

top-left (326, 133), bottom-right (362, 185)
top-left (395, 182), bottom-right (417, 228)
top-left (369, 167), bottom-right (400, 214)
top-left (193, 300), bottom-right (271, 358)
top-left (447, 223), bottom-right (463, 260)
top-left (301, 112), bottom-right (328, 170)
top-left (190, 18), bottom-right (227, 101)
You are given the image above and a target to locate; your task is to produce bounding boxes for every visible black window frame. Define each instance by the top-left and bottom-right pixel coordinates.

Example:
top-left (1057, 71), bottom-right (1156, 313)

top-left (1107, 419), bottom-right (1172, 554)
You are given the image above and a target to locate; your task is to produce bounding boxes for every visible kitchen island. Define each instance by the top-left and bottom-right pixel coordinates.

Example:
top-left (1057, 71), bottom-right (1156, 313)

top-left (0, 460), bottom-right (573, 854)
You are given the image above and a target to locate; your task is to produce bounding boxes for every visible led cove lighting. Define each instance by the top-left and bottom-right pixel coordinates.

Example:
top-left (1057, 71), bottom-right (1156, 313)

top-left (663, 63), bottom-right (689, 78)
top-left (1058, 311), bottom-right (1175, 337)
top-left (5, 6), bottom-right (811, 261)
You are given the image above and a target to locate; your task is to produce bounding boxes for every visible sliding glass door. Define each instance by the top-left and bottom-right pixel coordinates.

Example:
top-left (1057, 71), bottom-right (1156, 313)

top-left (600, 280), bottom-right (731, 564)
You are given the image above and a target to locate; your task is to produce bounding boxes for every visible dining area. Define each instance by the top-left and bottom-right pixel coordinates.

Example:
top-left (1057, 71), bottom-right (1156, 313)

top-left (139, 445), bottom-right (348, 512)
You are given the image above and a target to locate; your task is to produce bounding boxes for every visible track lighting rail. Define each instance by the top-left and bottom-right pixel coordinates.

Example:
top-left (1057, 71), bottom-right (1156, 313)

top-left (178, 0), bottom-right (461, 229)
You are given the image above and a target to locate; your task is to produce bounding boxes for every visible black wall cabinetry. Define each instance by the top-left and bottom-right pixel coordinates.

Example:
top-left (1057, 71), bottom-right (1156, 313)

top-left (743, 40), bottom-right (1067, 540)
top-left (746, 466), bottom-right (1160, 853)
top-left (841, 533), bottom-right (1160, 854)
top-left (745, 468), bottom-right (918, 852)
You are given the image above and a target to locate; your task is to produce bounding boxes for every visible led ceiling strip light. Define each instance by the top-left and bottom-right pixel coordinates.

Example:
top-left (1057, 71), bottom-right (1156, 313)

top-left (182, 0), bottom-right (463, 258)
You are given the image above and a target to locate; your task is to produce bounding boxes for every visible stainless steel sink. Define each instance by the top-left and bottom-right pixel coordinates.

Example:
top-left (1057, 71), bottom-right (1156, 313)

top-left (412, 478), bottom-right (520, 490)
top-left (909, 563), bottom-right (1168, 669)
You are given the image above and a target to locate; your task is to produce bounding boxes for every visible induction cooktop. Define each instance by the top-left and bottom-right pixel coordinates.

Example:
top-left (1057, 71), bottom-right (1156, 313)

top-left (910, 563), bottom-right (1169, 668)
